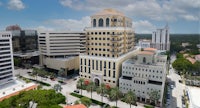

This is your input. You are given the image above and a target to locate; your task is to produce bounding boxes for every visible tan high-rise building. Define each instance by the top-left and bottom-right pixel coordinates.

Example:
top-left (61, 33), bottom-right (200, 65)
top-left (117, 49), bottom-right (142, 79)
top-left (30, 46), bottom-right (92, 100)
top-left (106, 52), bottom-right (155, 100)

top-left (80, 9), bottom-right (139, 87)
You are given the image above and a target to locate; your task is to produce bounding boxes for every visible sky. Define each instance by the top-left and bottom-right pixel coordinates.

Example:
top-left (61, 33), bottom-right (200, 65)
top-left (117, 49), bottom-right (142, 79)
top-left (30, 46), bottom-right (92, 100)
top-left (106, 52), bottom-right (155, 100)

top-left (0, 0), bottom-right (199, 34)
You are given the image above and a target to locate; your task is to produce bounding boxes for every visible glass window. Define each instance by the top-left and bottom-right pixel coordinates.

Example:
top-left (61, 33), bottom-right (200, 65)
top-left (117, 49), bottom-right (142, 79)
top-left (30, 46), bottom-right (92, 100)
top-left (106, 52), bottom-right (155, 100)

top-left (106, 18), bottom-right (109, 27)
top-left (99, 18), bottom-right (103, 27)
top-left (93, 19), bottom-right (96, 27)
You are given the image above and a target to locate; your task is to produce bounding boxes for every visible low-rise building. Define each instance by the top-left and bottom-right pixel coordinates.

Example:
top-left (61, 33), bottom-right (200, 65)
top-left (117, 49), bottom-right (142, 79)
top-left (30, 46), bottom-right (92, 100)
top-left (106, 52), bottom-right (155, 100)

top-left (119, 48), bottom-right (167, 106)
top-left (195, 54), bottom-right (200, 61)
top-left (138, 39), bottom-right (151, 48)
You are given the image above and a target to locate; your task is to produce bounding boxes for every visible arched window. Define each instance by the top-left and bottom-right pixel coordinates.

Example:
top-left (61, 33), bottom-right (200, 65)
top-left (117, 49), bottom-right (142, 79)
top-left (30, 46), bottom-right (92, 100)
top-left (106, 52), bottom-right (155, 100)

top-left (143, 57), bottom-right (146, 63)
top-left (93, 19), bottom-right (96, 27)
top-left (106, 18), bottom-right (109, 27)
top-left (99, 18), bottom-right (103, 27)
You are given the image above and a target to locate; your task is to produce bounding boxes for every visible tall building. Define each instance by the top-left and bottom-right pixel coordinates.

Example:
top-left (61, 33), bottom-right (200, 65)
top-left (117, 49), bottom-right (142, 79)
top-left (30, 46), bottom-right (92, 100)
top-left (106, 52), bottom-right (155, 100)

top-left (80, 9), bottom-right (139, 87)
top-left (151, 25), bottom-right (170, 51)
top-left (6, 25), bottom-right (39, 68)
top-left (119, 48), bottom-right (167, 106)
top-left (38, 31), bottom-right (86, 75)
top-left (0, 31), bottom-right (14, 86)
top-left (138, 39), bottom-right (151, 49)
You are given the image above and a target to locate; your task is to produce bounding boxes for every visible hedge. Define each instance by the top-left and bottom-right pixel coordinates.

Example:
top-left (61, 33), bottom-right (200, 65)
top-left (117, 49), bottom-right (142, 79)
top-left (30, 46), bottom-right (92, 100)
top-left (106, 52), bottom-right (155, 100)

top-left (70, 93), bottom-right (109, 107)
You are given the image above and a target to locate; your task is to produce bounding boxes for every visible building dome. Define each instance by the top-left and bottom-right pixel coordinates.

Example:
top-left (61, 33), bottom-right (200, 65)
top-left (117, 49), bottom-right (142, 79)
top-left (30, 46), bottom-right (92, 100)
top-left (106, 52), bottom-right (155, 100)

top-left (6, 24), bottom-right (21, 31)
top-left (93, 8), bottom-right (125, 16)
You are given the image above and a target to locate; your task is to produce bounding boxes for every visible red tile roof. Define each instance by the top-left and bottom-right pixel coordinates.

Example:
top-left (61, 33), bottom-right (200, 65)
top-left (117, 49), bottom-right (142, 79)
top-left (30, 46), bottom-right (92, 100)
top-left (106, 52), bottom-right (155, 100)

top-left (63, 104), bottom-right (87, 108)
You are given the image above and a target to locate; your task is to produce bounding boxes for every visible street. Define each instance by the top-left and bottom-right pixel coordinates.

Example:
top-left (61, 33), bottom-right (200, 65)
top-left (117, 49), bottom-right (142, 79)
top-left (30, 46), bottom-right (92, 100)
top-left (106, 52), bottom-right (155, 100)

top-left (166, 54), bottom-right (185, 108)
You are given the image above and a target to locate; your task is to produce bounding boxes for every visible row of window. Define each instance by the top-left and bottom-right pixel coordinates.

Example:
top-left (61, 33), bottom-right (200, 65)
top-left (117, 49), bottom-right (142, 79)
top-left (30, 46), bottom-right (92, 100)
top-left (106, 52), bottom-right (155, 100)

top-left (123, 66), bottom-right (163, 73)
top-left (120, 87), bottom-right (161, 94)
top-left (80, 74), bottom-right (116, 84)
top-left (88, 53), bottom-right (117, 58)
top-left (122, 72), bottom-right (163, 79)
top-left (80, 59), bottom-right (115, 69)
top-left (87, 31), bottom-right (133, 36)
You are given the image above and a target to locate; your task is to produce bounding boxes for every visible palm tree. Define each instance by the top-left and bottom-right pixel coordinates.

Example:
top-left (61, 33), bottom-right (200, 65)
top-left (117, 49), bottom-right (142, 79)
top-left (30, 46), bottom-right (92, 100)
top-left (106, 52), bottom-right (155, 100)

top-left (32, 68), bottom-right (38, 80)
top-left (53, 84), bottom-right (62, 92)
top-left (96, 83), bottom-right (107, 103)
top-left (124, 91), bottom-right (136, 108)
top-left (86, 81), bottom-right (95, 99)
top-left (77, 78), bottom-right (84, 95)
top-left (109, 87), bottom-right (122, 107)
top-left (149, 90), bottom-right (160, 106)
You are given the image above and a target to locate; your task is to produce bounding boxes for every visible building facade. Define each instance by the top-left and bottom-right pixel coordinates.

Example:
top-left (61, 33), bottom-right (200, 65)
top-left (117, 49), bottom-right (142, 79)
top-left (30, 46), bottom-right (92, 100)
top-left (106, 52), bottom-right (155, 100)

top-left (80, 9), bottom-right (139, 87)
top-left (38, 31), bottom-right (86, 75)
top-left (138, 39), bottom-right (151, 49)
top-left (119, 48), bottom-right (167, 106)
top-left (151, 25), bottom-right (170, 51)
top-left (0, 31), bottom-right (14, 86)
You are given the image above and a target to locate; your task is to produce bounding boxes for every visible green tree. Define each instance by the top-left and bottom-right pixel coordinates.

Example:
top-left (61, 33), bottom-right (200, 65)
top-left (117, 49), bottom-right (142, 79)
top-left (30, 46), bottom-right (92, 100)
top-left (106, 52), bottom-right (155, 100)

top-left (96, 83), bottom-right (107, 103)
top-left (53, 84), bottom-right (62, 92)
top-left (124, 91), bottom-right (136, 108)
top-left (149, 90), bottom-right (160, 106)
top-left (109, 87), bottom-right (122, 107)
top-left (172, 58), bottom-right (193, 75)
top-left (80, 97), bottom-right (92, 107)
top-left (77, 78), bottom-right (84, 95)
top-left (86, 81), bottom-right (95, 99)
top-left (193, 61), bottom-right (200, 74)
top-left (14, 57), bottom-right (21, 67)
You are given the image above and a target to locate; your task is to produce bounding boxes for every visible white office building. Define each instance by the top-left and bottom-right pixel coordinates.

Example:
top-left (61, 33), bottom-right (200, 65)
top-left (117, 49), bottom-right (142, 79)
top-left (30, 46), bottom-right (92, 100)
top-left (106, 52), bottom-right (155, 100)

top-left (0, 31), bottom-right (14, 86)
top-left (151, 25), bottom-right (170, 51)
top-left (138, 39), bottom-right (151, 49)
top-left (38, 31), bottom-right (86, 74)
top-left (119, 48), bottom-right (167, 106)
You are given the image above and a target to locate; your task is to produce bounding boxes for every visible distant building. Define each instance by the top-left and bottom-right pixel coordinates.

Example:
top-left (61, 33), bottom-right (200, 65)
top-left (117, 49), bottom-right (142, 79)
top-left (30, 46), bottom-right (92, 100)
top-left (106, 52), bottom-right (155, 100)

top-left (6, 24), bottom-right (21, 31)
top-left (38, 31), bottom-right (86, 75)
top-left (197, 44), bottom-right (200, 48)
top-left (119, 48), bottom-right (167, 106)
top-left (0, 31), bottom-right (14, 86)
top-left (138, 39), bottom-right (151, 48)
top-left (151, 25), bottom-right (170, 51)
top-left (80, 9), bottom-right (139, 87)
top-left (6, 25), bottom-right (39, 67)
top-left (182, 42), bottom-right (190, 47)
top-left (195, 54), bottom-right (200, 61)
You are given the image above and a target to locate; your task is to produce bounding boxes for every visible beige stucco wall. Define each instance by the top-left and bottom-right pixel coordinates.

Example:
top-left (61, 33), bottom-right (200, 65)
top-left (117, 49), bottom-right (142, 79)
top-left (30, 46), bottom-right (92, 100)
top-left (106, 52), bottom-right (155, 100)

top-left (42, 56), bottom-right (79, 71)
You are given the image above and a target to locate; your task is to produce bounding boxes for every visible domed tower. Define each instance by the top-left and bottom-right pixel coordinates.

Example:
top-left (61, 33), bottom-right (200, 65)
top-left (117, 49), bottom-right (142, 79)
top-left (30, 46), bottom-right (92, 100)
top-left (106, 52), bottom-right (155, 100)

top-left (80, 9), bottom-right (138, 87)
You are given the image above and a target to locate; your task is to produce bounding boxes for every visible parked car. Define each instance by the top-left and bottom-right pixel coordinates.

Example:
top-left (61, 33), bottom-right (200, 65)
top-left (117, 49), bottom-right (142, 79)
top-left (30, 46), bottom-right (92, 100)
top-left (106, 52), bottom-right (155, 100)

top-left (170, 85), bottom-right (174, 89)
top-left (74, 90), bottom-right (79, 93)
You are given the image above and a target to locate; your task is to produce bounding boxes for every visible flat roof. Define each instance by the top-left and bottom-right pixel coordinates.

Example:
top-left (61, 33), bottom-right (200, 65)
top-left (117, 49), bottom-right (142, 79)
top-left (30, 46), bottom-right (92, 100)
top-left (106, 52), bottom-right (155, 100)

top-left (0, 79), bottom-right (37, 101)
top-left (187, 86), bottom-right (200, 108)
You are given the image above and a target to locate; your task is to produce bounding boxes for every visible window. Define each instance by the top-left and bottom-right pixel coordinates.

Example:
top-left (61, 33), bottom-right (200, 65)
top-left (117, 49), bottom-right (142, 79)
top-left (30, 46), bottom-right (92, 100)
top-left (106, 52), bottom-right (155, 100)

top-left (99, 18), bottom-right (103, 27)
top-left (92, 60), bottom-right (94, 70)
top-left (85, 67), bottom-right (86, 73)
top-left (109, 70), bottom-right (111, 77)
top-left (109, 62), bottom-right (111, 69)
top-left (104, 70), bottom-right (106, 76)
top-left (113, 62), bottom-right (115, 69)
top-left (106, 18), bottom-right (109, 27)
top-left (96, 60), bottom-right (98, 70)
top-left (100, 61), bottom-right (102, 71)
top-left (84, 59), bottom-right (86, 65)
top-left (80, 59), bottom-right (82, 65)
top-left (143, 57), bottom-right (146, 63)
top-left (93, 19), bottom-right (96, 27)
top-left (113, 71), bottom-right (115, 78)
top-left (88, 60), bottom-right (90, 66)
top-left (104, 61), bottom-right (106, 68)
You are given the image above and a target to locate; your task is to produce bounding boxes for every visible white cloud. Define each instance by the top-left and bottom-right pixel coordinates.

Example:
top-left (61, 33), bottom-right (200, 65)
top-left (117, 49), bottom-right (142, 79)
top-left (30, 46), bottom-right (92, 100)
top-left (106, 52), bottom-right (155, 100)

top-left (8, 0), bottom-right (25, 10)
top-left (38, 16), bottom-right (90, 31)
top-left (132, 20), bottom-right (156, 33)
top-left (59, 0), bottom-right (200, 22)
top-left (180, 14), bottom-right (199, 21)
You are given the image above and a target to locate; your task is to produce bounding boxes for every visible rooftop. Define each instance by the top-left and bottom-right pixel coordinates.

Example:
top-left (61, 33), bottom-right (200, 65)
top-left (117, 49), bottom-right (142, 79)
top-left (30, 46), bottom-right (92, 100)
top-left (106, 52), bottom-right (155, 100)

top-left (187, 86), bottom-right (200, 108)
top-left (143, 48), bottom-right (157, 52)
top-left (138, 51), bottom-right (155, 55)
top-left (93, 8), bottom-right (125, 16)
top-left (63, 104), bottom-right (87, 108)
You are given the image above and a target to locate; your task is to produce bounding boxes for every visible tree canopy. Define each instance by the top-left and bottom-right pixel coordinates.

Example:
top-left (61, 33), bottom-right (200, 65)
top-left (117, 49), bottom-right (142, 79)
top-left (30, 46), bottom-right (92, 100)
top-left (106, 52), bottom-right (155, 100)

top-left (0, 89), bottom-right (66, 108)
